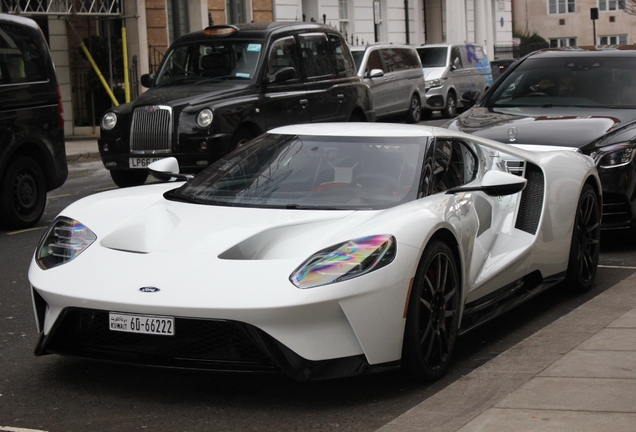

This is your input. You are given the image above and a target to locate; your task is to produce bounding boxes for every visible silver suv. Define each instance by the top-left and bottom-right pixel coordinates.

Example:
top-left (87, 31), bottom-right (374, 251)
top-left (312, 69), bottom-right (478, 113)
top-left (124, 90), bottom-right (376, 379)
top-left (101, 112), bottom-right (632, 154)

top-left (351, 44), bottom-right (426, 123)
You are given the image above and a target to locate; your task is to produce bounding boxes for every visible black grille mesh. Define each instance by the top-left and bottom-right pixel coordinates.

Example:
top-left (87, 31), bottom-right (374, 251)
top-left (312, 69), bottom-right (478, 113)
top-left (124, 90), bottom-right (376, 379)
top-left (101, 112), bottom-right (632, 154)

top-left (45, 309), bottom-right (274, 369)
top-left (515, 163), bottom-right (544, 234)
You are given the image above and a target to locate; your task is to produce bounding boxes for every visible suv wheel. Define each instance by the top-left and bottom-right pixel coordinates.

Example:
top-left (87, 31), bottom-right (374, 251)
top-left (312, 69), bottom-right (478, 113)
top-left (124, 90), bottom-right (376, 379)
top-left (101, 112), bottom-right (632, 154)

top-left (0, 156), bottom-right (46, 229)
top-left (441, 92), bottom-right (457, 118)
top-left (406, 95), bottom-right (422, 123)
top-left (110, 170), bottom-right (148, 188)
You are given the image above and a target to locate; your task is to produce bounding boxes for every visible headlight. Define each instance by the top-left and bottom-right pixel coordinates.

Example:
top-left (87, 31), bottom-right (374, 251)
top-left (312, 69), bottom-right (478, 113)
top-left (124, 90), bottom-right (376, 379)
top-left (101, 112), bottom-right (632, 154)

top-left (593, 143), bottom-right (636, 169)
top-left (425, 78), bottom-right (443, 89)
top-left (101, 112), bottom-right (117, 130)
top-left (36, 217), bottom-right (96, 270)
top-left (196, 109), bottom-right (214, 128)
top-left (290, 235), bottom-right (396, 289)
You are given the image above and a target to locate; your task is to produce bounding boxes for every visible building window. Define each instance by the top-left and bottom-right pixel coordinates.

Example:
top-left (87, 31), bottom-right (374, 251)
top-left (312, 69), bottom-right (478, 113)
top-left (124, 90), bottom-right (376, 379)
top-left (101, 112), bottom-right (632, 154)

top-left (599, 34), bottom-right (628, 44)
top-left (599, 0), bottom-right (623, 11)
top-left (339, 0), bottom-right (350, 40)
top-left (549, 0), bottom-right (576, 14)
top-left (226, 0), bottom-right (246, 25)
top-left (550, 37), bottom-right (577, 47)
top-left (167, 0), bottom-right (189, 43)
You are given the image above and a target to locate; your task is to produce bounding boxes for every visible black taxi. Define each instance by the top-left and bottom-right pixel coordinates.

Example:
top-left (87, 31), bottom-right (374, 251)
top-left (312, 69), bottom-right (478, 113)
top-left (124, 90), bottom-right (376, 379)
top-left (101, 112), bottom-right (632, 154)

top-left (99, 22), bottom-right (375, 187)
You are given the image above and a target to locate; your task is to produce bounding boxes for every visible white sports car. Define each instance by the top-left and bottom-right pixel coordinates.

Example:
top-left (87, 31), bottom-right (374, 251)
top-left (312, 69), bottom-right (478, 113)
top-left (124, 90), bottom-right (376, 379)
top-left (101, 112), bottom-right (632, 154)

top-left (29, 123), bottom-right (601, 381)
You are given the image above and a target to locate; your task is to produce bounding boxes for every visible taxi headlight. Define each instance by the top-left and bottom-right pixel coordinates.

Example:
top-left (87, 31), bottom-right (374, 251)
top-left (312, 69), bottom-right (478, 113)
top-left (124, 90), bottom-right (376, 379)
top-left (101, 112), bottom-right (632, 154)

top-left (101, 112), bottom-right (117, 130)
top-left (196, 109), bottom-right (214, 128)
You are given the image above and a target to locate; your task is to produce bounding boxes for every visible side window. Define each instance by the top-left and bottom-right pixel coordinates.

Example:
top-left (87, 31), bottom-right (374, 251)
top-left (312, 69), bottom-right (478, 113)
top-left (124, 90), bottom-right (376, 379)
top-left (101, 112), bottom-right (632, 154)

top-left (381, 48), bottom-right (418, 72)
top-left (266, 36), bottom-right (299, 79)
top-left (366, 50), bottom-right (383, 76)
top-left (0, 24), bottom-right (47, 85)
top-left (328, 34), bottom-right (355, 77)
top-left (299, 33), bottom-right (335, 79)
top-left (432, 140), bottom-right (477, 194)
top-left (450, 46), bottom-right (463, 70)
top-left (402, 48), bottom-right (422, 69)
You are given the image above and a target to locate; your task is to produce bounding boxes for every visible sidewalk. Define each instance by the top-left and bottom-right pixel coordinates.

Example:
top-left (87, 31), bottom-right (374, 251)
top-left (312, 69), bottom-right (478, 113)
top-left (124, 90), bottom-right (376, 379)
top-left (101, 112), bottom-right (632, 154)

top-left (65, 136), bottom-right (100, 161)
top-left (378, 272), bottom-right (636, 431)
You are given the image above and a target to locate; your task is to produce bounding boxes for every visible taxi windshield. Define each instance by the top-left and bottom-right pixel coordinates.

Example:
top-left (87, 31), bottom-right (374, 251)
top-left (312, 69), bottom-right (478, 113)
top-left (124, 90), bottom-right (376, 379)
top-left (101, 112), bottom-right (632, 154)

top-left (155, 40), bottom-right (263, 85)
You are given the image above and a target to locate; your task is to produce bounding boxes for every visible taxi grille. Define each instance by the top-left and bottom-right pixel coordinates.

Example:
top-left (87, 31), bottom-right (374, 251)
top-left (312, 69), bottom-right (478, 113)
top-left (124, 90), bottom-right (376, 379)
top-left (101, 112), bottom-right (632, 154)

top-left (129, 106), bottom-right (172, 154)
top-left (44, 309), bottom-right (275, 371)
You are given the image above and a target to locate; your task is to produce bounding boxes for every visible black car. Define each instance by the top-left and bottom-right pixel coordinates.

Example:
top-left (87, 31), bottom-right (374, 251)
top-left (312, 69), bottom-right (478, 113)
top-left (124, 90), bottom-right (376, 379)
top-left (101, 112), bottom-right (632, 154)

top-left (448, 46), bottom-right (636, 230)
top-left (0, 13), bottom-right (66, 229)
top-left (99, 22), bottom-right (375, 188)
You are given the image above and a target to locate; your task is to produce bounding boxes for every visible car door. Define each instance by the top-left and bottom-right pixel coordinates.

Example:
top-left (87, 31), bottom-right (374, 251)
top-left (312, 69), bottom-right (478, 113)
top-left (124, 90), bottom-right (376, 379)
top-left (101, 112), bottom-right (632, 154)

top-left (298, 33), bottom-right (349, 123)
top-left (448, 46), bottom-right (473, 97)
top-left (363, 49), bottom-right (394, 117)
top-left (260, 36), bottom-right (311, 129)
top-left (378, 47), bottom-right (411, 114)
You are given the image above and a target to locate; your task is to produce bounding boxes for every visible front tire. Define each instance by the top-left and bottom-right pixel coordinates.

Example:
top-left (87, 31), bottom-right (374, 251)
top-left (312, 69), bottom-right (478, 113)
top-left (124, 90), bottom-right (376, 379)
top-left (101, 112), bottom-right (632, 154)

top-left (406, 95), bottom-right (421, 123)
top-left (0, 156), bottom-right (46, 229)
top-left (230, 127), bottom-right (256, 151)
top-left (441, 92), bottom-right (457, 119)
top-left (110, 170), bottom-right (148, 188)
top-left (402, 240), bottom-right (460, 381)
top-left (565, 184), bottom-right (600, 293)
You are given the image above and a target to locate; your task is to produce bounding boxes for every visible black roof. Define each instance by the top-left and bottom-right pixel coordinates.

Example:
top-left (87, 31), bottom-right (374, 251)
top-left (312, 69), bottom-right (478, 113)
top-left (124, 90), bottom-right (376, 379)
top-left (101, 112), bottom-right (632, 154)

top-left (529, 45), bottom-right (636, 58)
top-left (173, 21), bottom-right (339, 45)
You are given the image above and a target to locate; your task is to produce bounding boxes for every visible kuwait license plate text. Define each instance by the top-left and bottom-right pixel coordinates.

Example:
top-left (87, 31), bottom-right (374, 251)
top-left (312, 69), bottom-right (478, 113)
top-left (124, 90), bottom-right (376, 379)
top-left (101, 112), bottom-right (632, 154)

top-left (109, 312), bottom-right (174, 335)
top-left (129, 157), bottom-right (163, 168)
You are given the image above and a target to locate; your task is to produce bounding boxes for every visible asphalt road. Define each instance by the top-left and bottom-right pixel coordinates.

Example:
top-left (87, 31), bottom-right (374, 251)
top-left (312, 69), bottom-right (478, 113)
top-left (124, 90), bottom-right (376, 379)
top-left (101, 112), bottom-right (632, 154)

top-left (1, 121), bottom-right (635, 431)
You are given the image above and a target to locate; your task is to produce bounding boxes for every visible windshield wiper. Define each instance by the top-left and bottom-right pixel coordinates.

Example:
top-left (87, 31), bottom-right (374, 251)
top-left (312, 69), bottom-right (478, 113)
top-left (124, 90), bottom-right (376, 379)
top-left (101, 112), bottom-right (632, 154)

top-left (164, 189), bottom-right (207, 204)
top-left (155, 74), bottom-right (200, 87)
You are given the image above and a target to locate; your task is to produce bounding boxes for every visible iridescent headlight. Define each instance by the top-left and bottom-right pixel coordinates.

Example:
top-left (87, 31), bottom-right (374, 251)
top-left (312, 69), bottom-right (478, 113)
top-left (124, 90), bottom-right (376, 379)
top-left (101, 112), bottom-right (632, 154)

top-left (290, 235), bottom-right (396, 289)
top-left (196, 109), bottom-right (214, 128)
top-left (36, 217), bottom-right (96, 270)
top-left (101, 112), bottom-right (117, 130)
top-left (594, 143), bottom-right (636, 169)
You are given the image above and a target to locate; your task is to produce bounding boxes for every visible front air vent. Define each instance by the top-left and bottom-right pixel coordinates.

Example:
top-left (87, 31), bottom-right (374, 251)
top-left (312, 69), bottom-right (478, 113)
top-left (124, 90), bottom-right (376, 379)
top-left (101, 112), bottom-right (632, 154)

top-left (130, 105), bottom-right (173, 154)
top-left (505, 160), bottom-right (526, 177)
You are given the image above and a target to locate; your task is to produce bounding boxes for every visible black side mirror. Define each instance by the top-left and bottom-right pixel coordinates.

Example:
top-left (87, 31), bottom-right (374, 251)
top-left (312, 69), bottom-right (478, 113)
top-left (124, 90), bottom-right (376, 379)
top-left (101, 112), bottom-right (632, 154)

top-left (141, 74), bottom-right (155, 88)
top-left (265, 67), bottom-right (297, 84)
top-left (461, 89), bottom-right (482, 108)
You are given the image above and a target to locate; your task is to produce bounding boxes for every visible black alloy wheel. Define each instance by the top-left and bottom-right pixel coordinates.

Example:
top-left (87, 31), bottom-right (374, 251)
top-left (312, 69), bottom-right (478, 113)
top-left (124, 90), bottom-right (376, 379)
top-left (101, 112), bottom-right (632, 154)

top-left (406, 95), bottom-right (422, 123)
top-left (0, 156), bottom-right (46, 229)
top-left (565, 184), bottom-right (601, 293)
top-left (441, 92), bottom-right (457, 118)
top-left (402, 240), bottom-right (460, 381)
top-left (110, 170), bottom-right (148, 188)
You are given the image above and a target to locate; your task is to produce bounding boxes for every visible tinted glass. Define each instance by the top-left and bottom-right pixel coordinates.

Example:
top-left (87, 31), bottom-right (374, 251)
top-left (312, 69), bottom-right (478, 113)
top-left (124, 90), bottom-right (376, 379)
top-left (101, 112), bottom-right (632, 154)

top-left (329, 34), bottom-right (355, 77)
top-left (487, 56), bottom-right (636, 107)
top-left (380, 48), bottom-right (418, 72)
top-left (416, 47), bottom-right (447, 67)
top-left (299, 33), bottom-right (335, 78)
top-left (154, 40), bottom-right (263, 85)
top-left (0, 23), bottom-right (48, 84)
top-left (267, 36), bottom-right (299, 77)
top-left (432, 140), bottom-right (477, 194)
top-left (171, 134), bottom-right (426, 210)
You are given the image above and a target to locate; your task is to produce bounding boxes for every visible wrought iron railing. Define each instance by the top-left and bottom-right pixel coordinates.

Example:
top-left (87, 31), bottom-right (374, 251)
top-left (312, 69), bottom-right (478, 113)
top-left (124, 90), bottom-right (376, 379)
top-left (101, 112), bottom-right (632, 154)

top-left (0, 0), bottom-right (121, 15)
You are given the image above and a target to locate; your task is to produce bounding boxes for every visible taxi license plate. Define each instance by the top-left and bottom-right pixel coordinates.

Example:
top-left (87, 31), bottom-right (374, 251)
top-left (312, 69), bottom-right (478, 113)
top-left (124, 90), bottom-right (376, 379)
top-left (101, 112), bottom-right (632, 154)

top-left (129, 157), bottom-right (164, 168)
top-left (109, 312), bottom-right (175, 336)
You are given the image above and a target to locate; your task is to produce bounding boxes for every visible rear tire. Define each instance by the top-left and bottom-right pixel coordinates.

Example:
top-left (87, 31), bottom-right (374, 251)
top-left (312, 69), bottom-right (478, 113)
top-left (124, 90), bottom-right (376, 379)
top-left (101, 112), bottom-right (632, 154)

top-left (565, 184), bottom-right (600, 293)
top-left (0, 156), bottom-right (46, 229)
top-left (402, 240), bottom-right (460, 381)
top-left (230, 127), bottom-right (256, 151)
top-left (110, 170), bottom-right (148, 188)
top-left (406, 95), bottom-right (421, 123)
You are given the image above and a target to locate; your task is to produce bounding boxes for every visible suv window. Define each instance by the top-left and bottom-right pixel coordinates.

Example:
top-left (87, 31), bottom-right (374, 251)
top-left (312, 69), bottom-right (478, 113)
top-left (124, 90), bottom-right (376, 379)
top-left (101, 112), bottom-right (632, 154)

top-left (0, 24), bottom-right (48, 84)
top-left (299, 33), bottom-right (334, 78)
top-left (380, 48), bottom-right (420, 72)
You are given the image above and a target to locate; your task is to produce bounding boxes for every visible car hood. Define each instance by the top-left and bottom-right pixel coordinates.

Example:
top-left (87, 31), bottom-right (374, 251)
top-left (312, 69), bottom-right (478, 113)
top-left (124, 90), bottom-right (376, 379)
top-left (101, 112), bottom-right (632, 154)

top-left (131, 82), bottom-right (253, 109)
top-left (449, 106), bottom-right (636, 150)
top-left (59, 183), bottom-right (400, 259)
top-left (422, 66), bottom-right (446, 81)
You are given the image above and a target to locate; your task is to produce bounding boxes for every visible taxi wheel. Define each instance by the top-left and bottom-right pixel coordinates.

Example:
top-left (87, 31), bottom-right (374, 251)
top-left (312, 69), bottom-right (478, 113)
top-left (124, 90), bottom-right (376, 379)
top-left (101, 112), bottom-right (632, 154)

top-left (110, 170), bottom-right (148, 188)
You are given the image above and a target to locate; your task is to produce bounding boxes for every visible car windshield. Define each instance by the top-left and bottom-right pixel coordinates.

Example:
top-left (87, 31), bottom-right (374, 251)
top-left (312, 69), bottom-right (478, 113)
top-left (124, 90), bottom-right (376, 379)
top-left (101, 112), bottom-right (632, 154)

top-left (417, 47), bottom-right (447, 67)
top-left (154, 40), bottom-right (263, 85)
top-left (169, 134), bottom-right (426, 210)
top-left (486, 55), bottom-right (636, 108)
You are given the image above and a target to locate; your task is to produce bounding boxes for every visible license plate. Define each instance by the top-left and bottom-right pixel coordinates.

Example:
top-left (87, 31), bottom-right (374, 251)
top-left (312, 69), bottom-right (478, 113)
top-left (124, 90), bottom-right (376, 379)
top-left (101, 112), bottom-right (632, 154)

top-left (129, 157), bottom-right (164, 168)
top-left (109, 312), bottom-right (175, 336)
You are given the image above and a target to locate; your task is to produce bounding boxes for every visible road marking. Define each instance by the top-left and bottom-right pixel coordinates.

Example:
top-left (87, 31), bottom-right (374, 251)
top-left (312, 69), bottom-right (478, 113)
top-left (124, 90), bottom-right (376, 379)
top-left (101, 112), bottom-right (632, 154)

top-left (0, 427), bottom-right (48, 432)
top-left (598, 264), bottom-right (636, 270)
top-left (6, 226), bottom-right (47, 235)
top-left (47, 193), bottom-right (71, 199)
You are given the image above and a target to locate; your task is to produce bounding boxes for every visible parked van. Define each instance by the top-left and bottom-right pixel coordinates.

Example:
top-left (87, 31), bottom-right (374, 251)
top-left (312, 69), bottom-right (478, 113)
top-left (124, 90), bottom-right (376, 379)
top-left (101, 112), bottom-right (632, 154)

top-left (350, 44), bottom-right (426, 123)
top-left (415, 44), bottom-right (493, 118)
top-left (0, 14), bottom-right (67, 229)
